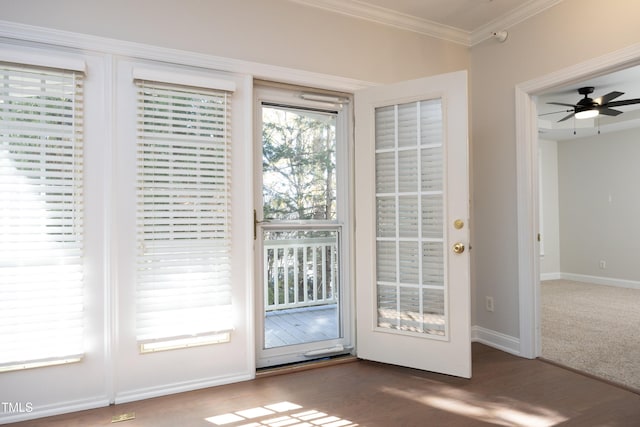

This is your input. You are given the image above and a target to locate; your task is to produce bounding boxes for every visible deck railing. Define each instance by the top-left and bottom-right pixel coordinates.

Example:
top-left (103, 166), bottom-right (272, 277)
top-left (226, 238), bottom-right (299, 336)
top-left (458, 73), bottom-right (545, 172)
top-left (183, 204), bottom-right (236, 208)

top-left (264, 236), bottom-right (339, 312)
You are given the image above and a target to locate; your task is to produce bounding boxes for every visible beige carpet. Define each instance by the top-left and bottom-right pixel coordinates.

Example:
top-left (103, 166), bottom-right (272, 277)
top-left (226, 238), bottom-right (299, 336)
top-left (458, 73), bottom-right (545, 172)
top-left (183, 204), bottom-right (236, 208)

top-left (541, 279), bottom-right (640, 391)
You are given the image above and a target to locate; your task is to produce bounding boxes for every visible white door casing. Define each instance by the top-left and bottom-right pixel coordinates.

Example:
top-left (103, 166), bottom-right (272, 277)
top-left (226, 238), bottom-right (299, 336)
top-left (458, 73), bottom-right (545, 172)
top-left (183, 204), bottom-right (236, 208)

top-left (354, 70), bottom-right (471, 378)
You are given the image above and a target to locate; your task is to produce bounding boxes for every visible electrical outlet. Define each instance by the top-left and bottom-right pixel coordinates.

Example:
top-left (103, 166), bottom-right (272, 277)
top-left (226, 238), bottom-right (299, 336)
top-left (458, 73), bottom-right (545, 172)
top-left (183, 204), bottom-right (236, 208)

top-left (599, 260), bottom-right (607, 269)
top-left (485, 296), bottom-right (494, 312)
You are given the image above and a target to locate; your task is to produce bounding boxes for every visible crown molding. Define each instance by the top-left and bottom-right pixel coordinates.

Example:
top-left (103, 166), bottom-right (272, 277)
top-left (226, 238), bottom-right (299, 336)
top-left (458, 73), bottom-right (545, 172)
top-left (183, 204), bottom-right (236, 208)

top-left (470, 0), bottom-right (563, 46)
top-left (289, 0), bottom-right (469, 46)
top-left (290, 0), bottom-right (563, 47)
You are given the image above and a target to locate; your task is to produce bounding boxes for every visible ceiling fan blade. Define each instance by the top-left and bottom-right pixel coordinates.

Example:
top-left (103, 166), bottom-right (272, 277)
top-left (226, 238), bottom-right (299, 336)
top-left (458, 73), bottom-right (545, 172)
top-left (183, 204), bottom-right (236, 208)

top-left (548, 102), bottom-right (577, 107)
top-left (596, 91), bottom-right (624, 105)
top-left (598, 107), bottom-right (623, 117)
top-left (538, 109), bottom-right (572, 117)
top-left (606, 98), bottom-right (640, 108)
top-left (557, 112), bottom-right (575, 122)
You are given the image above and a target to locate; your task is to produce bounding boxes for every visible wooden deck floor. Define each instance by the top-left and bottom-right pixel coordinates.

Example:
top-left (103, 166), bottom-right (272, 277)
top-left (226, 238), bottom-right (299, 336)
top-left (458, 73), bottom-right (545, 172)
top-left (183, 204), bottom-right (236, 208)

top-left (11, 343), bottom-right (640, 426)
top-left (264, 304), bottom-right (339, 348)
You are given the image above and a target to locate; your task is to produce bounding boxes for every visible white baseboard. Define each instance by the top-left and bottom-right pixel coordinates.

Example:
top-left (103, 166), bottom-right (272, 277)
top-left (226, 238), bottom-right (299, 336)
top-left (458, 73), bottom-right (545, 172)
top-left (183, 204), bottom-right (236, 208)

top-left (0, 396), bottom-right (109, 425)
top-left (0, 371), bottom-right (255, 424)
top-left (114, 371), bottom-right (254, 404)
top-left (540, 272), bottom-right (561, 281)
top-left (472, 326), bottom-right (521, 357)
top-left (556, 272), bottom-right (640, 290)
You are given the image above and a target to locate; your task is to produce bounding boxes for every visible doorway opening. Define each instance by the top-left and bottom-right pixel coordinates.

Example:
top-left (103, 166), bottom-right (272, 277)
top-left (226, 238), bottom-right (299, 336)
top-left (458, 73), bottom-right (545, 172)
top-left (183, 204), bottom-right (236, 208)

top-left (515, 44), bottom-right (640, 363)
top-left (535, 66), bottom-right (640, 391)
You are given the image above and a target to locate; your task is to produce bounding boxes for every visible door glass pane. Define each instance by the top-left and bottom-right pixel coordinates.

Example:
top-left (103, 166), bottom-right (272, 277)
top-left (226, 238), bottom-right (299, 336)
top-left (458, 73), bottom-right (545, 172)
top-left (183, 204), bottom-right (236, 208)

top-left (375, 151), bottom-right (395, 193)
top-left (263, 229), bottom-right (340, 349)
top-left (399, 149), bottom-right (419, 192)
top-left (262, 105), bottom-right (336, 221)
top-left (260, 102), bottom-right (344, 354)
top-left (374, 99), bottom-right (446, 337)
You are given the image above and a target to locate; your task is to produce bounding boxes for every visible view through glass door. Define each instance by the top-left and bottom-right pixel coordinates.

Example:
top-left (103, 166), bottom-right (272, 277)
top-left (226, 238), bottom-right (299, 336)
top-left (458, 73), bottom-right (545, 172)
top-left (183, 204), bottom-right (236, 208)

top-left (255, 84), bottom-right (352, 368)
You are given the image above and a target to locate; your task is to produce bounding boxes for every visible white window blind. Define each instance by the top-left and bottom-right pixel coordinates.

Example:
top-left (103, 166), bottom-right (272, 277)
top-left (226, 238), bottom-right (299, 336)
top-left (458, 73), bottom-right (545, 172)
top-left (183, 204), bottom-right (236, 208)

top-left (135, 78), bottom-right (233, 351)
top-left (0, 63), bottom-right (85, 371)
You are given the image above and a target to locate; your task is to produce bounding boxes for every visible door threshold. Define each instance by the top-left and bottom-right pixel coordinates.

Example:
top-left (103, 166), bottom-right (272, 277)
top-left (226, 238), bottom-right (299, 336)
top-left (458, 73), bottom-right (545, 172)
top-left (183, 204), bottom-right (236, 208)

top-left (256, 354), bottom-right (358, 379)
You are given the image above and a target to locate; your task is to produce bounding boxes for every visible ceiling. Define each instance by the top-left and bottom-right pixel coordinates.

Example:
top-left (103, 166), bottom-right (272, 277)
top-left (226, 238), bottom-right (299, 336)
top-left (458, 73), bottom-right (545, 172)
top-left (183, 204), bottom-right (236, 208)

top-left (292, 0), bottom-right (640, 141)
top-left (290, 0), bottom-right (561, 46)
top-left (342, 0), bottom-right (536, 32)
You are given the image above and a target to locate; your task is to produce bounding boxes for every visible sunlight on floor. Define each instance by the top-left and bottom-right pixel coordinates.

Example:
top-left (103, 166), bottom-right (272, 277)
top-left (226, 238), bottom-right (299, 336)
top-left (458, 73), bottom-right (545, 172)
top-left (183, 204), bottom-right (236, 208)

top-left (205, 401), bottom-right (358, 427)
top-left (381, 386), bottom-right (568, 427)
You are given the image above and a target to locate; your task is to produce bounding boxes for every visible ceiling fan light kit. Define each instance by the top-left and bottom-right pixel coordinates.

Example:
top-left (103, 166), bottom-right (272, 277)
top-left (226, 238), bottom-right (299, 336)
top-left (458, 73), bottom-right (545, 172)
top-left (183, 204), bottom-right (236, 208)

top-left (574, 108), bottom-right (599, 120)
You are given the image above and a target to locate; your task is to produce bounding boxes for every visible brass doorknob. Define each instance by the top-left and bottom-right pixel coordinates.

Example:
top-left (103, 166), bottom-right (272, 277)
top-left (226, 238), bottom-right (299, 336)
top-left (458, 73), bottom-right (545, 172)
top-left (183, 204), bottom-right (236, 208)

top-left (452, 242), bottom-right (465, 254)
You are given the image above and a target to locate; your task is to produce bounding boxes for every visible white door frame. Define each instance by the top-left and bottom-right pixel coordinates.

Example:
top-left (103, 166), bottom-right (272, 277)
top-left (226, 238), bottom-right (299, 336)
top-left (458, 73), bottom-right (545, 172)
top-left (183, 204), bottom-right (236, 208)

top-left (253, 84), bottom-right (356, 368)
top-left (515, 42), bottom-right (640, 359)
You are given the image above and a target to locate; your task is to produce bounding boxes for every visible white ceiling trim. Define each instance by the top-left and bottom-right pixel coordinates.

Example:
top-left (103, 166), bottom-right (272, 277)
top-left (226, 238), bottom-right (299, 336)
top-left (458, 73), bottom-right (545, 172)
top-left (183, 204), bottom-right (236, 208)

top-left (290, 0), bottom-right (563, 47)
top-left (470, 0), bottom-right (563, 46)
top-left (289, 0), bottom-right (469, 46)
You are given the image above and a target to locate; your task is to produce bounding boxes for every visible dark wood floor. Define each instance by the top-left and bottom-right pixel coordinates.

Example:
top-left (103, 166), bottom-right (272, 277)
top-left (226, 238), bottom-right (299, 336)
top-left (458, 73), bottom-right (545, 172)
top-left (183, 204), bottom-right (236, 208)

top-left (9, 344), bottom-right (640, 426)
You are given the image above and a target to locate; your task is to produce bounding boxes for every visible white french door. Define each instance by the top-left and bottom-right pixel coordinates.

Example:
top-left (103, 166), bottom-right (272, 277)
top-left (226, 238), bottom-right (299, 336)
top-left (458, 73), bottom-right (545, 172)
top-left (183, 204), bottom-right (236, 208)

top-left (354, 71), bottom-right (471, 378)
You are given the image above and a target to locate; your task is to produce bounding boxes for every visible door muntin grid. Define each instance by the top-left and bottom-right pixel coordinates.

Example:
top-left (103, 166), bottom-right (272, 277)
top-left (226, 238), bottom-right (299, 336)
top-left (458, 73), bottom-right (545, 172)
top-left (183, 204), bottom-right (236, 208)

top-left (374, 98), bottom-right (447, 338)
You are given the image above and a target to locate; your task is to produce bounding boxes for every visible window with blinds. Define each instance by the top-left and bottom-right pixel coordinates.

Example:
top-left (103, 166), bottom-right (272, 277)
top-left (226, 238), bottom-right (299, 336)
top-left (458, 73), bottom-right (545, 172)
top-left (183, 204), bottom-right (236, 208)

top-left (374, 99), bottom-right (446, 337)
top-left (135, 78), bottom-right (234, 353)
top-left (0, 63), bottom-right (85, 371)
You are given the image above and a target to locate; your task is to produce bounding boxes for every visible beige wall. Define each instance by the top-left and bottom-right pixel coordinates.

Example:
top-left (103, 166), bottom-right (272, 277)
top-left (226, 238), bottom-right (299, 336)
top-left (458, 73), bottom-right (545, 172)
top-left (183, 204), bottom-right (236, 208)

top-left (0, 0), bottom-right (468, 83)
top-left (539, 131), bottom-right (640, 285)
top-left (558, 128), bottom-right (640, 282)
top-left (539, 139), bottom-right (561, 277)
top-left (469, 0), bottom-right (640, 337)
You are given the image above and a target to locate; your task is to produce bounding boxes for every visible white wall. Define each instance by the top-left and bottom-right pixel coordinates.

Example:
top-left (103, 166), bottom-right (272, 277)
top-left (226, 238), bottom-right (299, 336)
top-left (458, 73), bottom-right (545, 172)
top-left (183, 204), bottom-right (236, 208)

top-left (558, 127), bottom-right (640, 283)
top-left (539, 139), bottom-right (561, 277)
top-left (470, 0), bottom-right (640, 339)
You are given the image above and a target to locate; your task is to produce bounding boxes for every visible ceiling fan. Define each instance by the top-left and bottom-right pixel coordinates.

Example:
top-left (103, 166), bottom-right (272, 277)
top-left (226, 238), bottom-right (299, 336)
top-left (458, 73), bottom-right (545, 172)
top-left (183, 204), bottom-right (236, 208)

top-left (546, 86), bottom-right (640, 122)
